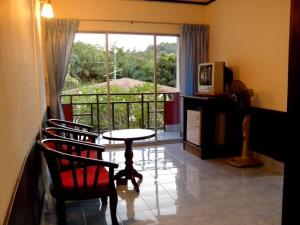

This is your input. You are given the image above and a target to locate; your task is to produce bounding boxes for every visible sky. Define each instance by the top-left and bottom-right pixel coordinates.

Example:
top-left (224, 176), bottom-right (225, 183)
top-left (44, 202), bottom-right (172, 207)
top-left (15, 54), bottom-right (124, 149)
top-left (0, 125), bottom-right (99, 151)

top-left (74, 33), bottom-right (177, 51)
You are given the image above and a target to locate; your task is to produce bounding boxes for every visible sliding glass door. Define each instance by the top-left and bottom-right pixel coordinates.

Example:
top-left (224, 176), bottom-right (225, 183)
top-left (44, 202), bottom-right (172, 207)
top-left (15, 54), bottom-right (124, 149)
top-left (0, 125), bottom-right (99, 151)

top-left (61, 32), bottom-right (181, 143)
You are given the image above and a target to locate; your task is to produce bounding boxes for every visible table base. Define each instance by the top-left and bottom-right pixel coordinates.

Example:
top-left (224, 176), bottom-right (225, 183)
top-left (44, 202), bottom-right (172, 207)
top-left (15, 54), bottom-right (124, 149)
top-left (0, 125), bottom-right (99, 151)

top-left (114, 168), bottom-right (143, 192)
top-left (102, 130), bottom-right (155, 193)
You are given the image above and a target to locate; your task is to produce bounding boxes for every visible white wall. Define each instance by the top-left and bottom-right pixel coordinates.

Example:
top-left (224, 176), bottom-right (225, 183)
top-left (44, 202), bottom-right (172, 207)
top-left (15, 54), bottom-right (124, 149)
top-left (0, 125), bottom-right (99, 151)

top-left (208, 0), bottom-right (290, 111)
top-left (52, 0), bottom-right (209, 34)
top-left (0, 0), bottom-right (46, 223)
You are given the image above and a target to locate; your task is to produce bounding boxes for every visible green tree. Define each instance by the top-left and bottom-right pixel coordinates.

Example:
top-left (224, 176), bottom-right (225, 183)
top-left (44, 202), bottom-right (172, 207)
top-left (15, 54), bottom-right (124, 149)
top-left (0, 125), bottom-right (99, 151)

top-left (69, 42), bottom-right (106, 83)
top-left (116, 48), bottom-right (154, 82)
top-left (63, 74), bottom-right (81, 91)
top-left (157, 53), bottom-right (176, 87)
top-left (146, 42), bottom-right (177, 56)
top-left (67, 41), bottom-right (176, 88)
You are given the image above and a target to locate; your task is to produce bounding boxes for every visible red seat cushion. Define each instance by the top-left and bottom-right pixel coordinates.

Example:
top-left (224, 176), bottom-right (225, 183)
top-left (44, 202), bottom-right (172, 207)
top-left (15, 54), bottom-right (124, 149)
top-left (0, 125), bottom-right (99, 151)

top-left (60, 166), bottom-right (109, 190)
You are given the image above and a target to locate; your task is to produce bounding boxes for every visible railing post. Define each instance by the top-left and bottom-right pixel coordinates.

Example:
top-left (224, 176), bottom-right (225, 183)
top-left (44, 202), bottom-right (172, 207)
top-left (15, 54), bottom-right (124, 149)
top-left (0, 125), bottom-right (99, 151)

top-left (112, 103), bottom-right (115, 130)
top-left (96, 94), bottom-right (100, 133)
top-left (70, 95), bottom-right (73, 122)
top-left (163, 93), bottom-right (166, 131)
top-left (127, 102), bottom-right (130, 129)
top-left (147, 102), bottom-right (150, 129)
top-left (141, 93), bottom-right (144, 128)
top-left (90, 104), bottom-right (94, 130)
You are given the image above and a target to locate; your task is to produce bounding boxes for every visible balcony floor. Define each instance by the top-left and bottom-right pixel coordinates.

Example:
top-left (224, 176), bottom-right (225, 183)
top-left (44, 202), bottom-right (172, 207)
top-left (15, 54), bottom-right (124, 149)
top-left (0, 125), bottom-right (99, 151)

top-left (41, 143), bottom-right (283, 225)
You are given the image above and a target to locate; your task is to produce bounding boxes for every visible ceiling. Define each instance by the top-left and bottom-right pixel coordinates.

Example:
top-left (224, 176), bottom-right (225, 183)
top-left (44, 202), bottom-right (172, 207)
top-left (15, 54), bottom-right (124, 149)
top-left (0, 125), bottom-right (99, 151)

top-left (146, 0), bottom-right (216, 5)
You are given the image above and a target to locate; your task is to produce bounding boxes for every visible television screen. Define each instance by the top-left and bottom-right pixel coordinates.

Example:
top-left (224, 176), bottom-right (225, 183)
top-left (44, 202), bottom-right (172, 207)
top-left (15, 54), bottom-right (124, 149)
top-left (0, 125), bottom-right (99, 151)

top-left (196, 62), bottom-right (225, 95)
top-left (199, 64), bottom-right (213, 86)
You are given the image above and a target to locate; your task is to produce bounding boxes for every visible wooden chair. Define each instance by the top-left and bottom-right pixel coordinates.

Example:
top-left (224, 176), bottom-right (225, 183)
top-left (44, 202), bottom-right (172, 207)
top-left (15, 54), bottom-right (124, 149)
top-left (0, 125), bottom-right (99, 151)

top-left (43, 126), bottom-right (101, 145)
top-left (38, 138), bottom-right (119, 225)
top-left (43, 127), bottom-right (104, 164)
top-left (47, 118), bottom-right (94, 132)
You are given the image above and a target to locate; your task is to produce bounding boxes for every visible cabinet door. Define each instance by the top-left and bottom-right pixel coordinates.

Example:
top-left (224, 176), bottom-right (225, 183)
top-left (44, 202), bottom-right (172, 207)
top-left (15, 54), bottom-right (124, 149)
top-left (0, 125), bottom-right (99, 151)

top-left (186, 110), bottom-right (201, 145)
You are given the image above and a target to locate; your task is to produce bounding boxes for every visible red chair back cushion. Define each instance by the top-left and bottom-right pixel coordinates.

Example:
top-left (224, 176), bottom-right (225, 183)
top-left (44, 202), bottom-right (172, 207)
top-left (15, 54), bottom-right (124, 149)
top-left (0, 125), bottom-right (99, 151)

top-left (60, 166), bottom-right (109, 190)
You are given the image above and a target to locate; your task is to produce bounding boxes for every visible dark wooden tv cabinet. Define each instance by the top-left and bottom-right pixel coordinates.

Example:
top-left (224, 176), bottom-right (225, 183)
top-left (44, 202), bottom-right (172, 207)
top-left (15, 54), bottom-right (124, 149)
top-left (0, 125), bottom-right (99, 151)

top-left (183, 95), bottom-right (241, 159)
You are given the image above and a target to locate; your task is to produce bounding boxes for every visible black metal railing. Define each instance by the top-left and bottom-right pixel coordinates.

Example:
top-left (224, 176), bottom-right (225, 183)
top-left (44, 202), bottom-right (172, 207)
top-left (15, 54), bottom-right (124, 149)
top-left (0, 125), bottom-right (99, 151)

top-left (60, 92), bottom-right (178, 133)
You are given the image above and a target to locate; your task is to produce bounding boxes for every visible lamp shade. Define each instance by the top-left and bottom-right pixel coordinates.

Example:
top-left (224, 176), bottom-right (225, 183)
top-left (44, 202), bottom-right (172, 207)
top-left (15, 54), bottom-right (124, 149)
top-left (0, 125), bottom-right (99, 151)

top-left (41, 3), bottom-right (54, 18)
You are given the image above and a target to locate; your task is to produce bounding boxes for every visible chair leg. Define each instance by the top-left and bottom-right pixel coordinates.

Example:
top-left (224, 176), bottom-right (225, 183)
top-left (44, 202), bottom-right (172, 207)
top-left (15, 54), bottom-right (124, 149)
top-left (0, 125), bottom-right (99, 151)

top-left (100, 201), bottom-right (108, 216)
top-left (101, 197), bottom-right (108, 204)
top-left (56, 197), bottom-right (66, 225)
top-left (109, 191), bottom-right (119, 225)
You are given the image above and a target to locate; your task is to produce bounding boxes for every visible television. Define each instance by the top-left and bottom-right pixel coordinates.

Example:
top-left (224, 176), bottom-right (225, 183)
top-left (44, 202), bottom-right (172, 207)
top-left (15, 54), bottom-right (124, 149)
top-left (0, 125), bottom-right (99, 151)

top-left (196, 61), bottom-right (225, 95)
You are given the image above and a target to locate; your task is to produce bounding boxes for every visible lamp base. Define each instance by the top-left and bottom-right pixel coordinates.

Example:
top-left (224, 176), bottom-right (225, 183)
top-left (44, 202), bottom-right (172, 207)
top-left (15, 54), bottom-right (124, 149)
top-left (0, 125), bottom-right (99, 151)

top-left (227, 156), bottom-right (263, 168)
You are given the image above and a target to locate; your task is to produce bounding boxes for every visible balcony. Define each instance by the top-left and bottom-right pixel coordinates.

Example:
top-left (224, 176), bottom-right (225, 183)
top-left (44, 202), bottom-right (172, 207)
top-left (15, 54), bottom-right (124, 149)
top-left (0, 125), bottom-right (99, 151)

top-left (60, 92), bottom-right (181, 143)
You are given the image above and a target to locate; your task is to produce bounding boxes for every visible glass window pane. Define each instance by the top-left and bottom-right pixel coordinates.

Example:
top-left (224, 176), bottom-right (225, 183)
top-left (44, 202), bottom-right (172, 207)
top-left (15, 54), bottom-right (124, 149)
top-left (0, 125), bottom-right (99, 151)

top-left (156, 36), bottom-right (180, 140)
top-left (62, 33), bottom-right (181, 142)
top-left (62, 33), bottom-right (108, 131)
top-left (107, 34), bottom-right (154, 130)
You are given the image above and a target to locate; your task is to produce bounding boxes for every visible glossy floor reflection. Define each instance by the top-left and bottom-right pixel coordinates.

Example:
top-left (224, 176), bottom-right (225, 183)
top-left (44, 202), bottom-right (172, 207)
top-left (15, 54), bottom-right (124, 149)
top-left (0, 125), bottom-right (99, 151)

top-left (41, 143), bottom-right (283, 225)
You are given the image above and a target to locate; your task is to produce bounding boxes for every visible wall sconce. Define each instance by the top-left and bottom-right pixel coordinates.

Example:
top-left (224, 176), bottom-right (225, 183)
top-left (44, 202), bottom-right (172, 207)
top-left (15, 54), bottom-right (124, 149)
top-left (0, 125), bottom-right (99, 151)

top-left (41, 0), bottom-right (54, 18)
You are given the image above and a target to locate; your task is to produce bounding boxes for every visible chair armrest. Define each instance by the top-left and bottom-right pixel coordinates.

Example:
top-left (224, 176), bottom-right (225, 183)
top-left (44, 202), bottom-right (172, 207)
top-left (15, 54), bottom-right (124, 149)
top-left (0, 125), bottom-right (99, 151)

top-left (58, 126), bottom-right (99, 138)
top-left (47, 119), bottom-right (93, 132)
top-left (65, 140), bottom-right (106, 156)
top-left (40, 138), bottom-right (106, 160)
top-left (39, 139), bottom-right (118, 168)
top-left (46, 149), bottom-right (118, 168)
top-left (43, 127), bottom-right (103, 148)
top-left (67, 139), bottom-right (106, 152)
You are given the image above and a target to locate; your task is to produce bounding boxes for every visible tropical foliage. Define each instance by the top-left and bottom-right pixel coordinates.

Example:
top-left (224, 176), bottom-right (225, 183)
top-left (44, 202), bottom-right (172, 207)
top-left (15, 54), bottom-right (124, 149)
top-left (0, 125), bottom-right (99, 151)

top-left (62, 40), bottom-right (177, 131)
top-left (64, 41), bottom-right (177, 91)
top-left (61, 83), bottom-right (167, 131)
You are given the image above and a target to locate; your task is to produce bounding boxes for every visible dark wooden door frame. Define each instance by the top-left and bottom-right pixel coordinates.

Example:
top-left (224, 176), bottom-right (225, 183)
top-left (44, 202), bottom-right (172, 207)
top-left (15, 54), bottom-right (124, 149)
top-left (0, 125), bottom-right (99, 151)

top-left (282, 0), bottom-right (300, 224)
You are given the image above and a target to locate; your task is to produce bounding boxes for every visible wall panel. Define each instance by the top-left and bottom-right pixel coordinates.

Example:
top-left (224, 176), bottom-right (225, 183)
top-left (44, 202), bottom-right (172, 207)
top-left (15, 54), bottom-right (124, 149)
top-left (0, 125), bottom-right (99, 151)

top-left (0, 0), bottom-right (47, 223)
top-left (209, 0), bottom-right (290, 111)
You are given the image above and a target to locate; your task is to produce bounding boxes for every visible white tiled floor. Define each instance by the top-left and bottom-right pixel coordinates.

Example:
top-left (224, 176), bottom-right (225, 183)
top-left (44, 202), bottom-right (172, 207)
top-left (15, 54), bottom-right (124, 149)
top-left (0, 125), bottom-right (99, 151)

top-left (41, 143), bottom-right (284, 225)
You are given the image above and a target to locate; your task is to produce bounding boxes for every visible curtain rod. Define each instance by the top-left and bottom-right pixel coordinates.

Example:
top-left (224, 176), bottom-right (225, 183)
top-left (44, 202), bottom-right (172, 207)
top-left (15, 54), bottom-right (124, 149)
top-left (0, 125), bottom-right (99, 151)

top-left (80, 19), bottom-right (181, 26)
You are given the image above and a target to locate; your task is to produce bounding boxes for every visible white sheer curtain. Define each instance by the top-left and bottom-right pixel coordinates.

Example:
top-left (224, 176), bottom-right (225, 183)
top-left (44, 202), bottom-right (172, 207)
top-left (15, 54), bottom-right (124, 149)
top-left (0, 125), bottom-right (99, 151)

top-left (179, 24), bottom-right (209, 96)
top-left (45, 19), bottom-right (79, 118)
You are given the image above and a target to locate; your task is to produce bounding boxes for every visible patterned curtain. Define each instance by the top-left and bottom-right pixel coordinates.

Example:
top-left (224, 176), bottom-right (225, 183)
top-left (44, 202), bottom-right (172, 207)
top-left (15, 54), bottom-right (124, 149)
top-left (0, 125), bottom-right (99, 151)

top-left (45, 19), bottom-right (79, 118)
